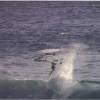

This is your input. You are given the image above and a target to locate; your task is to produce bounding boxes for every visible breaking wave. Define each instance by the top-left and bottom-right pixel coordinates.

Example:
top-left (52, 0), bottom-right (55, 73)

top-left (48, 43), bottom-right (79, 98)
top-left (1, 43), bottom-right (100, 99)
top-left (0, 80), bottom-right (100, 99)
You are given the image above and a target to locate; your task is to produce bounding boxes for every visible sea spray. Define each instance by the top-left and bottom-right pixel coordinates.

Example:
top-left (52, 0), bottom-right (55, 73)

top-left (48, 43), bottom-right (82, 98)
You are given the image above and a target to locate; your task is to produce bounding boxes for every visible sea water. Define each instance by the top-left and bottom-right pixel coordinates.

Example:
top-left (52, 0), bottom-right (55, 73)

top-left (0, 1), bottom-right (100, 99)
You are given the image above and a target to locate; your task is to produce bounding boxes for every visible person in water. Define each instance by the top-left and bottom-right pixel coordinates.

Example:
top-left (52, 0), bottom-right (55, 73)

top-left (49, 59), bottom-right (63, 75)
top-left (49, 60), bottom-right (57, 75)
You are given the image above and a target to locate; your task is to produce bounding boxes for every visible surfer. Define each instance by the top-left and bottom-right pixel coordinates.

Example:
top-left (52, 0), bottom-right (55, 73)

top-left (49, 60), bottom-right (57, 75)
top-left (49, 59), bottom-right (63, 75)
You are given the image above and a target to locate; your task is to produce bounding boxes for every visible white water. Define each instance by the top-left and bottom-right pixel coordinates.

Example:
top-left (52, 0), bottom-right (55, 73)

top-left (48, 43), bottom-right (85, 98)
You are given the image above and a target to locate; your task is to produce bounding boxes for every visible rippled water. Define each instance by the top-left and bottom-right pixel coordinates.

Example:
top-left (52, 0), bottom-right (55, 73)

top-left (0, 1), bottom-right (100, 99)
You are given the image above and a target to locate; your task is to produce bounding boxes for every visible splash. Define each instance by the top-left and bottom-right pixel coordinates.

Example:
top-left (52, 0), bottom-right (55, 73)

top-left (59, 52), bottom-right (76, 80)
top-left (49, 43), bottom-right (81, 81)
top-left (48, 43), bottom-right (82, 98)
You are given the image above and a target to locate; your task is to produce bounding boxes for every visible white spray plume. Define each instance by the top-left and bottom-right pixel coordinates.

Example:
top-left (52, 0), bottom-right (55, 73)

top-left (48, 43), bottom-right (84, 98)
top-left (49, 43), bottom-right (81, 80)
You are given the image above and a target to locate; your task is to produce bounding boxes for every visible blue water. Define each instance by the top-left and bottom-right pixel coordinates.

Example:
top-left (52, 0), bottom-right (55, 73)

top-left (0, 1), bottom-right (100, 99)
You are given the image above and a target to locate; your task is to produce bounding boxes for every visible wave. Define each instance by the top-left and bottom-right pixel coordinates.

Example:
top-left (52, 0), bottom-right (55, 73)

top-left (48, 43), bottom-right (82, 98)
top-left (1, 43), bottom-right (100, 99)
top-left (48, 43), bottom-right (100, 99)
top-left (0, 80), bottom-right (49, 98)
top-left (69, 80), bottom-right (100, 99)
top-left (0, 80), bottom-right (100, 99)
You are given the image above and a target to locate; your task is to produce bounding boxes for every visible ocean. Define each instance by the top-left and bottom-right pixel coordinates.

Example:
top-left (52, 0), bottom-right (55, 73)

top-left (0, 1), bottom-right (100, 99)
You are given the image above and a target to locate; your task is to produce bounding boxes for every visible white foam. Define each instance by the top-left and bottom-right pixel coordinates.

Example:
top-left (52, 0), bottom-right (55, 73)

top-left (60, 32), bottom-right (69, 35)
top-left (37, 48), bottom-right (61, 54)
top-left (49, 43), bottom-right (81, 80)
top-left (48, 43), bottom-right (84, 98)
